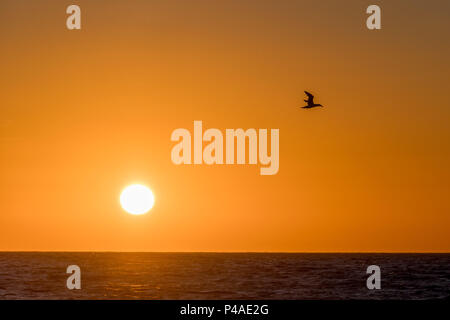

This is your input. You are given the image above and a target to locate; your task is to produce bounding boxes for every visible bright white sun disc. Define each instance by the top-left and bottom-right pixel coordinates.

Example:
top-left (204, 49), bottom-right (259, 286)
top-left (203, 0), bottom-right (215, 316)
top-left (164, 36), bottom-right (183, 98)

top-left (120, 184), bottom-right (155, 215)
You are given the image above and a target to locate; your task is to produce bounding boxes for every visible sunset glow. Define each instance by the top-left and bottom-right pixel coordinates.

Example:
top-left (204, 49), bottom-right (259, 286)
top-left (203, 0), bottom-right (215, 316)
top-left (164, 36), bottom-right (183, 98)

top-left (0, 0), bottom-right (449, 252)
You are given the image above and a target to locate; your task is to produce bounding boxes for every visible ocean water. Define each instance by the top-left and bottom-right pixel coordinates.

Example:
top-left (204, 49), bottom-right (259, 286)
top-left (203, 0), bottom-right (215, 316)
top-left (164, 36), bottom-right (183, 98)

top-left (0, 253), bottom-right (448, 300)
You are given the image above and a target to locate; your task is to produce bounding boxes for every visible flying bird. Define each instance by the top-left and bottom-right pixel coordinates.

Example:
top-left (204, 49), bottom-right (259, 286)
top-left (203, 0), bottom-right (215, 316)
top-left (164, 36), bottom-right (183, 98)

top-left (302, 91), bottom-right (323, 109)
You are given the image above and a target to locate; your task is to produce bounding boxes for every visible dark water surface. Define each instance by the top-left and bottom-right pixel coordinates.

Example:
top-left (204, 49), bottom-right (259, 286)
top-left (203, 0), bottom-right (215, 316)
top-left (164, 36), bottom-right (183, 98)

top-left (0, 253), bottom-right (448, 299)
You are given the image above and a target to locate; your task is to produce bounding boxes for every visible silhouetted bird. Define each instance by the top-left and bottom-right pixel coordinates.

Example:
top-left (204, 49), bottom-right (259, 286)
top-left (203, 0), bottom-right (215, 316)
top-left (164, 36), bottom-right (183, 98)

top-left (302, 91), bottom-right (323, 108)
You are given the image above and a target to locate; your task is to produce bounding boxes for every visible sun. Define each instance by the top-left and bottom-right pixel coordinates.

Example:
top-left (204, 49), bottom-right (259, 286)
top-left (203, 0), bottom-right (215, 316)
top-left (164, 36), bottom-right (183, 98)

top-left (120, 184), bottom-right (155, 215)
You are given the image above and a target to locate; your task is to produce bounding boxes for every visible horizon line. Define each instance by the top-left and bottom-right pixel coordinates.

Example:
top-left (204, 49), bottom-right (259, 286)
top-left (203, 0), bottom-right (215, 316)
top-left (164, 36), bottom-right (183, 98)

top-left (1, 250), bottom-right (449, 254)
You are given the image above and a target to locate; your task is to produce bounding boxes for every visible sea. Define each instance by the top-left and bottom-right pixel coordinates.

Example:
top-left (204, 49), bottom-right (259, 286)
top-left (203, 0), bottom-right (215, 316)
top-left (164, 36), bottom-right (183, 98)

top-left (0, 253), bottom-right (448, 300)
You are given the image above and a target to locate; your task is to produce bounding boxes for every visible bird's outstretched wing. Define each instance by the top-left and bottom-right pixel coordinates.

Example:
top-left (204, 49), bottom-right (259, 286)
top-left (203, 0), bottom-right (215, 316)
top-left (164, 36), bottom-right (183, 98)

top-left (304, 91), bottom-right (314, 101)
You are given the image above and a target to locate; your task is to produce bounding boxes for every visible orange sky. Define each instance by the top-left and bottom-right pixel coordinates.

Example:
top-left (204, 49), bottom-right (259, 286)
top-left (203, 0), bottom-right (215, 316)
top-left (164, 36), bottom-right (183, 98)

top-left (1, 0), bottom-right (449, 252)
